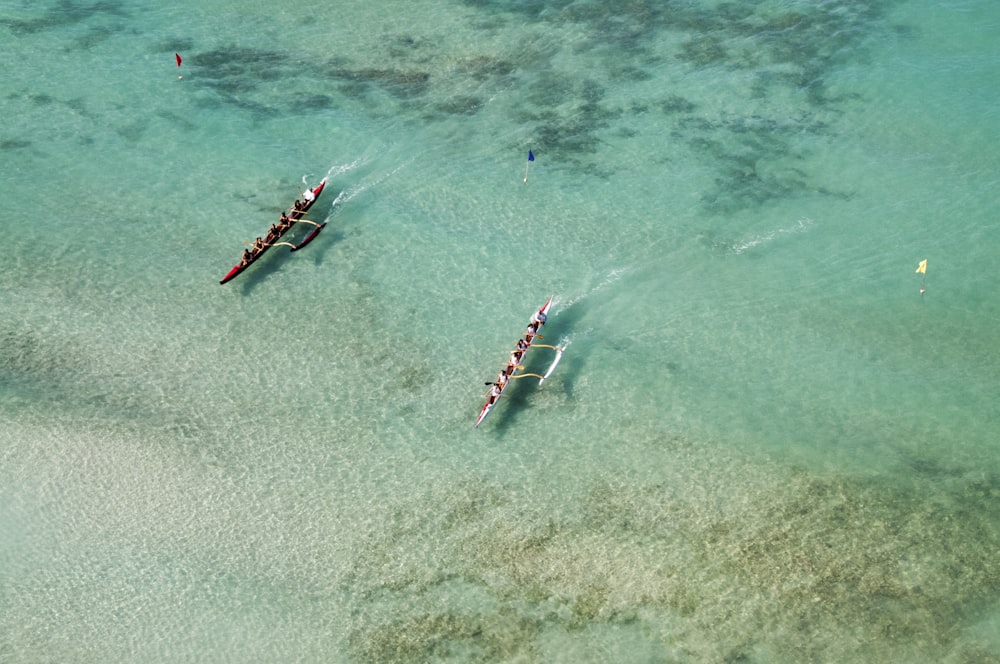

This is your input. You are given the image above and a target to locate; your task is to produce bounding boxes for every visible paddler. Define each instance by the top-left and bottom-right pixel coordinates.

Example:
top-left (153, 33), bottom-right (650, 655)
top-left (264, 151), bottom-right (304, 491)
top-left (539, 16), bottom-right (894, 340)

top-left (239, 248), bottom-right (253, 266)
top-left (506, 350), bottom-right (523, 375)
top-left (302, 187), bottom-right (316, 204)
top-left (486, 383), bottom-right (502, 406)
top-left (524, 321), bottom-right (541, 344)
top-left (265, 223), bottom-right (279, 243)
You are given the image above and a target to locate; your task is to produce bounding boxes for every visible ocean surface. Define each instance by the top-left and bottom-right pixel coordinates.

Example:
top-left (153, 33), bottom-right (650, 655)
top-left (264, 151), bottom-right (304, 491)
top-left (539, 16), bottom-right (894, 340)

top-left (2, 0), bottom-right (998, 662)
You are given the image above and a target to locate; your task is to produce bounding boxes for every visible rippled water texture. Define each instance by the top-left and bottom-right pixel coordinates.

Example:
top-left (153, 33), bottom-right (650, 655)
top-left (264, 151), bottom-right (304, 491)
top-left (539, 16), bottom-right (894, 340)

top-left (2, 0), bottom-right (998, 662)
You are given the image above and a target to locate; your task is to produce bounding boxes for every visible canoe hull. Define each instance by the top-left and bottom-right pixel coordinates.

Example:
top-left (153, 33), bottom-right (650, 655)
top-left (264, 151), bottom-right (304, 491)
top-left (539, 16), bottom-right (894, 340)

top-left (219, 177), bottom-right (328, 284)
top-left (475, 298), bottom-right (552, 428)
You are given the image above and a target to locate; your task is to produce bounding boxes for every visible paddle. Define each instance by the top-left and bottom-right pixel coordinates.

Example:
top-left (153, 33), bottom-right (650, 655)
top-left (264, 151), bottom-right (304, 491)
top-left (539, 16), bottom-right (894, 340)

top-left (510, 337), bottom-right (548, 353)
top-left (483, 382), bottom-right (509, 397)
top-left (484, 366), bottom-right (525, 385)
top-left (244, 240), bottom-right (295, 249)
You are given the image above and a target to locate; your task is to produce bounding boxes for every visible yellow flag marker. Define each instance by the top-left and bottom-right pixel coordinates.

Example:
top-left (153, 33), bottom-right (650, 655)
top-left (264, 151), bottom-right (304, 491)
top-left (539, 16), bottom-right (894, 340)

top-left (916, 259), bottom-right (927, 295)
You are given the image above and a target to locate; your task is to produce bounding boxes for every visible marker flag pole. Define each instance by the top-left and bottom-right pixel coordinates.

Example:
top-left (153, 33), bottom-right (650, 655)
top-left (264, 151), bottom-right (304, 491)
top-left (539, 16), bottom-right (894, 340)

top-left (916, 259), bottom-right (927, 296)
top-left (524, 149), bottom-right (534, 183)
top-left (175, 53), bottom-right (183, 79)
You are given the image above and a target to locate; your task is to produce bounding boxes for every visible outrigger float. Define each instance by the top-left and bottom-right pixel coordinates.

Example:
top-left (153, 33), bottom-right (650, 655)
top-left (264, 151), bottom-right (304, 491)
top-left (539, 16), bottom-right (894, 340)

top-left (475, 298), bottom-right (566, 428)
top-left (219, 177), bottom-right (328, 285)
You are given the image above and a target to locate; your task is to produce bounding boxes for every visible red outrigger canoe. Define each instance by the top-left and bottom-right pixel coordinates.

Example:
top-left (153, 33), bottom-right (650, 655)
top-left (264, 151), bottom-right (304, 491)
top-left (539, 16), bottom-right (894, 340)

top-left (219, 177), bottom-right (328, 284)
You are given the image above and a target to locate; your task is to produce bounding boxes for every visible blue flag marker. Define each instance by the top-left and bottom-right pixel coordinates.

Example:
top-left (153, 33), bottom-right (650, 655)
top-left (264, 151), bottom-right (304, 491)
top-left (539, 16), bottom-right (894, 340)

top-left (524, 149), bottom-right (534, 183)
top-left (528, 150), bottom-right (535, 161)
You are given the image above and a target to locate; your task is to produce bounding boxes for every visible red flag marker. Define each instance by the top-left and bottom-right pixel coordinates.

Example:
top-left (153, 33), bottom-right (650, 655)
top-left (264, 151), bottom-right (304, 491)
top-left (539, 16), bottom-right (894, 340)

top-left (175, 53), bottom-right (183, 79)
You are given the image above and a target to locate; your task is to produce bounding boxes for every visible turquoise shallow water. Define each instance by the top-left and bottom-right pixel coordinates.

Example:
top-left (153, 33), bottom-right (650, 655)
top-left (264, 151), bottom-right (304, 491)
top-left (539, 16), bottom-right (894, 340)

top-left (2, 1), bottom-right (999, 662)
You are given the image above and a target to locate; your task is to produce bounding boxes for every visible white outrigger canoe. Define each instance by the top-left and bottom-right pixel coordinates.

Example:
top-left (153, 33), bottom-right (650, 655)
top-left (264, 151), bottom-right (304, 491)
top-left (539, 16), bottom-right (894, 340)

top-left (475, 298), bottom-right (565, 428)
